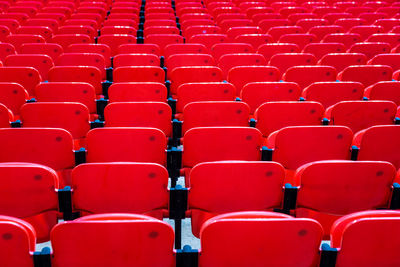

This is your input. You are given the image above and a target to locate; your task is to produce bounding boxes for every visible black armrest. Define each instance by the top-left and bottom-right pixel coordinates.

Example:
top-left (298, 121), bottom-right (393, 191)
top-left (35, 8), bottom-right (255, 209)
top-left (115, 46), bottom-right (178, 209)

top-left (101, 80), bottom-right (112, 99)
top-left (58, 186), bottom-right (79, 221)
top-left (96, 98), bottom-right (108, 120)
top-left (169, 185), bottom-right (188, 249)
top-left (74, 148), bottom-right (86, 165)
top-left (261, 146), bottom-right (273, 161)
top-left (320, 243), bottom-right (338, 267)
top-left (351, 145), bottom-right (359, 161)
top-left (176, 245), bottom-right (199, 267)
top-left (390, 183), bottom-right (400, 209)
top-left (33, 247), bottom-right (51, 267)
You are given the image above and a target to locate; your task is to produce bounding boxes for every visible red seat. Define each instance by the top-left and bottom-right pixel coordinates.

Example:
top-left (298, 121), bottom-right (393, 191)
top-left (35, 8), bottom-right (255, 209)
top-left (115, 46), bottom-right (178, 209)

top-left (86, 127), bottom-right (167, 165)
top-left (322, 33), bottom-right (361, 49)
top-left (118, 43), bottom-right (161, 57)
top-left (302, 81), bottom-right (364, 108)
top-left (6, 34), bottom-right (45, 51)
top-left (188, 162), bottom-right (285, 236)
top-left (257, 43), bottom-right (300, 62)
top-left (348, 42), bottom-right (391, 60)
top-left (368, 33), bottom-right (400, 48)
top-left (308, 25), bottom-right (344, 41)
top-left (113, 66), bottom-right (165, 83)
top-left (182, 101), bottom-right (250, 134)
top-left (20, 102), bottom-right (91, 149)
top-left (71, 163), bottom-right (169, 219)
top-left (353, 125), bottom-right (400, 169)
top-left (338, 65), bottom-right (393, 87)
top-left (188, 34), bottom-right (228, 49)
top-left (0, 163), bottom-right (61, 242)
top-left (241, 82), bottom-right (301, 114)
top-left (19, 43), bottom-right (63, 62)
top-left (349, 25), bottom-right (384, 41)
top-left (227, 66), bottom-right (280, 96)
top-left (166, 54), bottom-right (215, 74)
top-left (266, 126), bottom-right (353, 184)
top-left (0, 128), bottom-right (75, 186)
top-left (16, 26), bottom-right (52, 41)
top-left (144, 34), bottom-right (184, 55)
top-left (218, 53), bottom-right (267, 78)
top-left (108, 82), bottom-right (167, 103)
top-left (58, 25), bottom-right (97, 39)
top-left (51, 34), bottom-right (91, 50)
top-left (226, 26), bottom-right (261, 41)
top-left (255, 101), bottom-right (324, 138)
top-left (0, 43), bottom-right (16, 62)
top-left (51, 214), bottom-right (174, 267)
top-left (34, 82), bottom-right (98, 119)
top-left (368, 53), bottom-right (400, 71)
top-left (144, 26), bottom-right (180, 37)
top-left (48, 66), bottom-right (103, 95)
top-left (283, 65), bottom-right (337, 89)
top-left (101, 26), bottom-right (136, 36)
top-left (302, 43), bottom-right (346, 60)
top-left (334, 18), bottom-right (366, 31)
top-left (175, 82), bottom-right (236, 115)
top-left (267, 25), bottom-right (304, 41)
top-left (66, 43), bottom-right (111, 67)
top-left (113, 54), bottom-right (160, 68)
top-left (0, 67), bottom-right (41, 96)
top-left (5, 54), bottom-right (54, 81)
top-left (294, 161), bottom-right (397, 238)
top-left (182, 127), bottom-right (263, 186)
top-left (170, 66), bottom-right (223, 96)
top-left (199, 211), bottom-right (323, 267)
top-left (269, 53), bottom-right (316, 74)
top-left (164, 43), bottom-right (208, 59)
top-left (97, 34), bottom-right (136, 56)
top-left (364, 81), bottom-right (400, 105)
top-left (325, 100), bottom-right (397, 133)
top-left (318, 53), bottom-right (367, 73)
top-left (331, 210), bottom-right (400, 267)
top-left (278, 33), bottom-right (317, 49)
top-left (211, 43), bottom-right (254, 61)
top-left (104, 102), bottom-right (172, 138)
top-left (183, 25), bottom-right (222, 39)
top-left (0, 103), bottom-right (12, 127)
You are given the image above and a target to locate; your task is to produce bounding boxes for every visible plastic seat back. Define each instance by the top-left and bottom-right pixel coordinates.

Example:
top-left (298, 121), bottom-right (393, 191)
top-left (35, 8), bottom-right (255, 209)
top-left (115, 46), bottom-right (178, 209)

top-left (19, 43), bottom-right (63, 62)
top-left (364, 81), bottom-right (400, 105)
top-left (295, 161), bottom-right (396, 237)
top-left (86, 127), bottom-right (166, 165)
top-left (5, 54), bottom-right (54, 81)
top-left (283, 65), bottom-right (337, 89)
top-left (71, 163), bottom-right (169, 219)
top-left (269, 53), bottom-right (316, 74)
top-left (51, 214), bottom-right (175, 267)
top-left (113, 66), bottom-right (165, 83)
top-left (318, 53), bottom-right (367, 73)
top-left (189, 162), bottom-right (285, 236)
top-left (0, 67), bottom-right (41, 96)
top-left (338, 65), bottom-right (393, 87)
top-left (0, 82), bottom-right (28, 115)
top-left (199, 211), bottom-right (323, 267)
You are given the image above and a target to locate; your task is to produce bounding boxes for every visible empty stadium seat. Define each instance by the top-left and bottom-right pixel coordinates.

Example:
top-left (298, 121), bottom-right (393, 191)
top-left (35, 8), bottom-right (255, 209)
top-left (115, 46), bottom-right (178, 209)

top-left (294, 161), bottom-right (397, 238)
top-left (227, 66), bottom-right (280, 95)
top-left (108, 82), bottom-right (168, 103)
top-left (368, 53), bottom-right (400, 71)
top-left (257, 43), bottom-right (300, 62)
top-left (255, 101), bottom-right (324, 139)
top-left (86, 127), bottom-right (167, 165)
top-left (188, 162), bottom-right (285, 236)
top-left (266, 126), bottom-right (353, 184)
top-left (0, 82), bottom-right (29, 116)
top-left (0, 67), bottom-right (41, 96)
top-left (330, 210), bottom-right (400, 267)
top-left (353, 125), bottom-right (400, 168)
top-left (19, 43), bottom-right (63, 62)
top-left (113, 54), bottom-right (161, 68)
top-left (318, 53), bottom-right (367, 73)
top-left (218, 53), bottom-right (267, 78)
top-left (51, 214), bottom-right (175, 267)
top-left (0, 128), bottom-right (76, 186)
top-left (241, 82), bottom-right (302, 114)
top-left (302, 81), bottom-right (364, 108)
top-left (113, 66), bottom-right (165, 84)
top-left (5, 54), bottom-right (54, 81)
top-left (364, 81), bottom-right (400, 105)
top-left (0, 215), bottom-right (36, 267)
top-left (71, 163), bottom-right (169, 219)
top-left (283, 65), bottom-right (337, 89)
top-left (199, 211), bottom-right (323, 267)
top-left (269, 53), bottom-right (317, 74)
top-left (325, 100), bottom-right (397, 132)
top-left (20, 102), bottom-right (91, 149)
top-left (338, 65), bottom-right (393, 87)
top-left (66, 43), bottom-right (111, 67)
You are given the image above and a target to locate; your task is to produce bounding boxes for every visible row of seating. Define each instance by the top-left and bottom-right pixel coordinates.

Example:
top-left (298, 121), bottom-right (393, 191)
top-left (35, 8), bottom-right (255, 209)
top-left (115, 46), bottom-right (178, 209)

top-left (2, 210), bottom-right (400, 267)
top-left (1, 100), bottom-right (399, 145)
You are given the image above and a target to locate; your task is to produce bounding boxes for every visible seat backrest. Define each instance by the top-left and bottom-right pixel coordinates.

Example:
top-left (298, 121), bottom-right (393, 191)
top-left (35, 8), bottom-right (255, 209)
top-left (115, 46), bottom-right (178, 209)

top-left (189, 162), bottom-right (285, 236)
top-left (113, 54), bottom-right (160, 68)
top-left (56, 53), bottom-right (107, 80)
top-left (318, 53), bottom-right (367, 73)
top-left (104, 102), bottom-right (172, 137)
top-left (71, 163), bottom-right (169, 219)
top-left (353, 125), bottom-right (400, 169)
top-left (364, 81), bottom-right (400, 105)
top-left (0, 82), bottom-right (28, 115)
top-left (20, 102), bottom-right (90, 139)
top-left (218, 53), bottom-right (267, 78)
top-left (182, 127), bottom-right (263, 168)
top-left (0, 215), bottom-right (36, 267)
top-left (66, 43), bottom-right (111, 67)
top-left (283, 65), bottom-right (337, 89)
top-left (241, 82), bottom-right (301, 114)
top-left (5, 54), bottom-right (54, 81)
top-left (51, 213), bottom-right (175, 267)
top-left (338, 65), bottom-right (393, 87)
top-left (0, 67), bottom-right (41, 96)
top-left (108, 82), bottom-right (167, 103)
top-left (325, 100), bottom-right (397, 133)
top-left (182, 101), bottom-right (250, 133)
top-left (86, 127), bottom-right (166, 165)
top-left (269, 53), bottom-right (317, 74)
top-left (295, 160), bottom-right (396, 235)
top-left (113, 66), bottom-right (165, 84)
top-left (34, 82), bottom-right (97, 114)
top-left (97, 34), bottom-right (136, 56)
top-left (19, 43), bottom-right (63, 62)
top-left (199, 211), bottom-right (323, 267)
top-left (255, 101), bottom-right (324, 137)
top-left (331, 210), bottom-right (400, 267)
